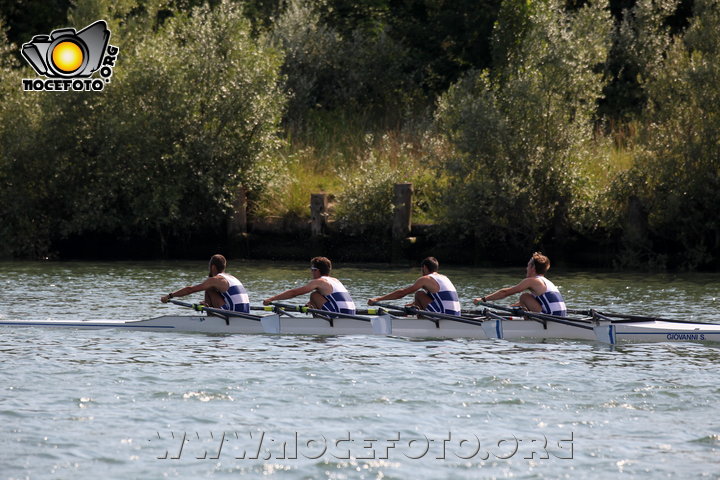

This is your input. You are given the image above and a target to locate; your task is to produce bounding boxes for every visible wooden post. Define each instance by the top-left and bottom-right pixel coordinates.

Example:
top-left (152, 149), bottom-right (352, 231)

top-left (310, 193), bottom-right (328, 237)
top-left (227, 186), bottom-right (248, 257)
top-left (392, 183), bottom-right (413, 263)
top-left (622, 195), bottom-right (649, 260)
top-left (228, 186), bottom-right (247, 235)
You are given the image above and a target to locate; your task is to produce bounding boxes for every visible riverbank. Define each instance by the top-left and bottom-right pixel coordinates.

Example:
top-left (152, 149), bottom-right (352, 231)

top-left (49, 216), bottom-right (619, 270)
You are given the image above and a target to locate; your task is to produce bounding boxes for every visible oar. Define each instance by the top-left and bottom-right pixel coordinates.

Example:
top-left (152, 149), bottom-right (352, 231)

top-left (570, 308), bottom-right (717, 325)
top-left (169, 299), bottom-right (283, 333)
top-left (251, 305), bottom-right (394, 316)
top-left (483, 308), bottom-right (509, 321)
top-left (252, 305), bottom-right (276, 312)
top-left (462, 308), bottom-right (513, 317)
top-left (370, 302), bottom-right (489, 328)
top-left (472, 302), bottom-right (615, 343)
top-left (359, 308), bottom-right (408, 316)
top-left (270, 302), bottom-right (392, 335)
top-left (251, 305), bottom-right (299, 318)
top-left (370, 302), bottom-right (511, 339)
top-left (473, 301), bottom-right (593, 324)
top-left (471, 301), bottom-right (525, 317)
top-left (473, 301), bottom-right (615, 344)
top-left (169, 299), bottom-right (262, 321)
top-left (270, 302), bottom-right (375, 322)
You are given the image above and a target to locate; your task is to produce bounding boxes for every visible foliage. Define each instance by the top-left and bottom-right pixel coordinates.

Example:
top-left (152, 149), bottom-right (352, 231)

top-left (0, 0), bottom-right (701, 125)
top-left (0, 0), bottom-right (286, 257)
top-left (1, 0), bottom-right (718, 267)
top-left (334, 134), bottom-right (441, 235)
top-left (435, 0), bottom-right (613, 250)
top-left (252, 145), bottom-right (346, 221)
top-left (270, 0), bottom-right (412, 124)
top-left (0, 0), bottom-right (71, 46)
top-left (629, 0), bottom-right (720, 268)
top-left (323, 0), bottom-right (501, 94)
top-left (601, 0), bottom-right (679, 122)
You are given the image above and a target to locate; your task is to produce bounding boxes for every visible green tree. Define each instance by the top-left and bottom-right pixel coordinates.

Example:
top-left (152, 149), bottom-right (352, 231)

top-left (0, 0), bottom-right (71, 46)
top-left (630, 0), bottom-right (720, 268)
top-left (0, 0), bottom-right (286, 257)
top-left (270, 0), bottom-right (411, 124)
top-left (324, 0), bottom-right (501, 95)
top-left (601, 0), bottom-right (679, 122)
top-left (435, 0), bottom-right (613, 251)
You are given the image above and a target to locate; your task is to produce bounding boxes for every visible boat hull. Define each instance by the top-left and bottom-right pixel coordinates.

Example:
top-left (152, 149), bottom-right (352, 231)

top-left (2, 315), bottom-right (720, 344)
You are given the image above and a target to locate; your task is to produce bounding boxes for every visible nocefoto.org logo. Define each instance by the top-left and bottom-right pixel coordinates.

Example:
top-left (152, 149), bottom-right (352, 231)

top-left (21, 20), bottom-right (119, 92)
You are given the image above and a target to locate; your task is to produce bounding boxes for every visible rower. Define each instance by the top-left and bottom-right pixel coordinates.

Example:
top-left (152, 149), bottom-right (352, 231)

top-left (368, 257), bottom-right (461, 315)
top-left (474, 251), bottom-right (567, 316)
top-left (160, 254), bottom-right (250, 313)
top-left (263, 257), bottom-right (356, 314)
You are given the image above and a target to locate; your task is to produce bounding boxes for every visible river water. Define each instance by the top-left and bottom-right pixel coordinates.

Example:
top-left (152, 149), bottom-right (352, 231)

top-left (1, 260), bottom-right (718, 479)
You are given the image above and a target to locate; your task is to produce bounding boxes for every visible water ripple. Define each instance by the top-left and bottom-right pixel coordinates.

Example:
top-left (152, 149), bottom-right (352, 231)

top-left (2, 262), bottom-right (720, 478)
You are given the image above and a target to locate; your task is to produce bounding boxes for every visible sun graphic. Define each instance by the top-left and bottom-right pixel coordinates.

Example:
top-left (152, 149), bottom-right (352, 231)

top-left (51, 41), bottom-right (84, 73)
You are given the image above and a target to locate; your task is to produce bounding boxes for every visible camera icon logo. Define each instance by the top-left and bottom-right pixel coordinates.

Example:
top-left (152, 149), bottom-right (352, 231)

top-left (22, 20), bottom-right (110, 78)
top-left (21, 20), bottom-right (119, 91)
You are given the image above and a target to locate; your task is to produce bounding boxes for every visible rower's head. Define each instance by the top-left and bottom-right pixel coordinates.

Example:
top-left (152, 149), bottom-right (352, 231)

top-left (420, 257), bottom-right (439, 275)
top-left (310, 256), bottom-right (331, 277)
top-left (209, 254), bottom-right (227, 276)
top-left (527, 252), bottom-right (550, 276)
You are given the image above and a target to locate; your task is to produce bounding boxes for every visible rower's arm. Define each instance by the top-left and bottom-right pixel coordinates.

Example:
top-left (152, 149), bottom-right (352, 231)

top-left (160, 277), bottom-right (226, 303)
top-left (263, 281), bottom-right (318, 305)
top-left (474, 278), bottom-right (535, 304)
top-left (368, 278), bottom-right (426, 305)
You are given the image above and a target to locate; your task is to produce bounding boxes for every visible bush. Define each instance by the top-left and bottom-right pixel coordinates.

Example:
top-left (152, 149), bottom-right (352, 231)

top-left (0, 1), bottom-right (286, 257)
top-left (334, 133), bottom-right (441, 235)
top-left (629, 0), bottom-right (720, 268)
top-left (434, 0), bottom-right (613, 250)
top-left (271, 0), bottom-right (412, 124)
top-left (600, 0), bottom-right (679, 122)
top-left (0, 20), bottom-right (49, 257)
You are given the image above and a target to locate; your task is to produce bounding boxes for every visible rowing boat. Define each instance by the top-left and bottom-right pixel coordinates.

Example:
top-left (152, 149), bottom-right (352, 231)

top-left (2, 310), bottom-right (719, 344)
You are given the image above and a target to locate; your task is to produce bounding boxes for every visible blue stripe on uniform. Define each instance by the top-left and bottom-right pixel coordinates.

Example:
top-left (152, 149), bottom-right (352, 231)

top-left (322, 291), bottom-right (356, 314)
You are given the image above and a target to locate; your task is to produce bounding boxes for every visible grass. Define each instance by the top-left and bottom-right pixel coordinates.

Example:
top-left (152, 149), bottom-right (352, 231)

top-left (256, 109), bottom-right (639, 225)
top-left (258, 109), bottom-right (435, 221)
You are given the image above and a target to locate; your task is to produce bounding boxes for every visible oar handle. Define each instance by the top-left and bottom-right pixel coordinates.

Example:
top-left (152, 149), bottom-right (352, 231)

top-left (169, 299), bottom-right (262, 321)
top-left (270, 302), bottom-right (376, 322)
top-left (251, 305), bottom-right (277, 312)
top-left (371, 301), bottom-right (488, 326)
top-left (474, 301), bottom-right (525, 316)
top-left (270, 302), bottom-right (306, 312)
top-left (369, 302), bottom-right (412, 314)
top-left (169, 299), bottom-right (202, 310)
